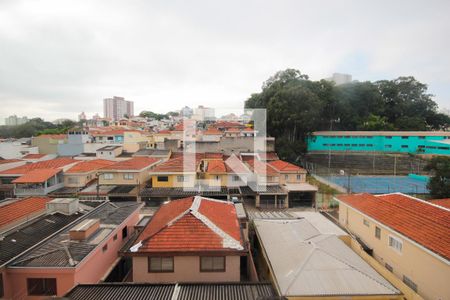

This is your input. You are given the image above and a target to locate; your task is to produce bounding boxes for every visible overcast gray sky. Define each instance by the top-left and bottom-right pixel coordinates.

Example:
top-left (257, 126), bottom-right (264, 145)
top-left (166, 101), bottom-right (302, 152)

top-left (1, 0), bottom-right (449, 123)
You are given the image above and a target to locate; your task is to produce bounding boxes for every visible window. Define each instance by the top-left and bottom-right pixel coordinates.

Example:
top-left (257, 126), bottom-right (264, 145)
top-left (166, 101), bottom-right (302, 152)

top-left (359, 144), bottom-right (365, 147)
top-left (177, 175), bottom-right (186, 182)
top-left (401, 136), bottom-right (409, 139)
top-left (232, 175), bottom-right (240, 182)
top-left (102, 244), bottom-right (108, 252)
top-left (27, 278), bottom-right (57, 296)
top-left (389, 236), bottom-right (403, 253)
top-left (367, 144), bottom-right (373, 147)
top-left (375, 226), bottom-right (381, 239)
top-left (385, 145), bottom-right (392, 148)
top-left (418, 136), bottom-right (425, 139)
top-left (296, 174), bottom-right (302, 181)
top-left (113, 234), bottom-right (118, 241)
top-left (403, 275), bottom-right (418, 292)
top-left (386, 136), bottom-right (392, 139)
top-left (123, 173), bottom-right (134, 180)
top-left (122, 226), bottom-right (128, 239)
top-left (148, 257), bottom-right (174, 272)
top-left (103, 173), bottom-right (113, 180)
top-left (401, 145), bottom-right (408, 148)
top-left (363, 219), bottom-right (370, 227)
top-left (284, 175), bottom-right (288, 180)
top-left (157, 176), bottom-right (169, 182)
top-left (337, 144), bottom-right (343, 146)
top-left (67, 177), bottom-right (79, 184)
top-left (200, 256), bottom-right (226, 272)
top-left (385, 263), bottom-right (393, 272)
top-left (215, 175), bottom-right (220, 180)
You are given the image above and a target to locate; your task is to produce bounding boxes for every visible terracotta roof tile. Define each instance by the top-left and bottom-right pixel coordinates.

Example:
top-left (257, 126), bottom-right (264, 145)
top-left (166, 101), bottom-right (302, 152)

top-left (245, 159), bottom-right (278, 176)
top-left (268, 160), bottom-right (305, 172)
top-left (151, 156), bottom-right (198, 173)
top-left (101, 157), bottom-right (160, 171)
top-left (206, 160), bottom-right (227, 173)
top-left (136, 196), bottom-right (243, 252)
top-left (65, 159), bottom-right (116, 174)
top-left (12, 168), bottom-right (61, 183)
top-left (0, 197), bottom-right (51, 228)
top-left (430, 199), bottom-right (450, 209)
top-left (0, 158), bottom-right (77, 175)
top-left (203, 128), bottom-right (222, 135)
top-left (337, 193), bottom-right (450, 260)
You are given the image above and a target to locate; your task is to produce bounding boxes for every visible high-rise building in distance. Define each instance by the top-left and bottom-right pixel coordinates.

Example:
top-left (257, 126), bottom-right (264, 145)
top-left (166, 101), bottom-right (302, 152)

top-left (5, 115), bottom-right (28, 126)
top-left (103, 96), bottom-right (134, 121)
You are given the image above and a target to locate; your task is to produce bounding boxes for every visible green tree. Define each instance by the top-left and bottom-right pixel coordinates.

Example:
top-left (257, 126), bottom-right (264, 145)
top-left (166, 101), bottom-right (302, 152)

top-left (424, 156), bottom-right (450, 198)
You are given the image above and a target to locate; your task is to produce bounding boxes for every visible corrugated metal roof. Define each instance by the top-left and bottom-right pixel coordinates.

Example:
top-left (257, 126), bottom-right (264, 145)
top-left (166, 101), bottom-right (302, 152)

top-left (254, 218), bottom-right (400, 297)
top-left (65, 283), bottom-right (277, 300)
top-left (11, 202), bottom-right (141, 267)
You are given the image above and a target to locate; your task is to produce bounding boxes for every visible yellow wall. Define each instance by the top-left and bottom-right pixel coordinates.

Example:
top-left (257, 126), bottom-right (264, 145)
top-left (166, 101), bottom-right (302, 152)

top-left (31, 137), bottom-right (66, 154)
top-left (151, 174), bottom-right (196, 188)
top-left (204, 173), bottom-right (228, 186)
top-left (123, 132), bottom-right (149, 152)
top-left (338, 203), bottom-right (450, 300)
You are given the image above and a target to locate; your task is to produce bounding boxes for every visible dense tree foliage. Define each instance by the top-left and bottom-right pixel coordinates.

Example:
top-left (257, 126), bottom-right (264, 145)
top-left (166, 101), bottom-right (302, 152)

top-left (0, 118), bottom-right (78, 139)
top-left (245, 69), bottom-right (450, 161)
top-left (424, 156), bottom-right (450, 198)
top-left (139, 111), bottom-right (168, 120)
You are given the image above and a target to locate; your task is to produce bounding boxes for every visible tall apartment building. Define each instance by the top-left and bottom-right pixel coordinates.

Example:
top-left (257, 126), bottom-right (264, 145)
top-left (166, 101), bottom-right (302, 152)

top-left (5, 115), bottom-right (28, 126)
top-left (103, 96), bottom-right (134, 121)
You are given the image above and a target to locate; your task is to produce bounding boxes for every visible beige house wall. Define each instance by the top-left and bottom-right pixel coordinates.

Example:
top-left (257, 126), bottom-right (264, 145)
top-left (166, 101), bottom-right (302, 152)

top-left (278, 172), bottom-right (306, 185)
top-left (64, 173), bottom-right (95, 188)
top-left (132, 255), bottom-right (240, 283)
top-left (150, 174), bottom-right (196, 188)
top-left (338, 203), bottom-right (450, 300)
top-left (31, 137), bottom-right (66, 154)
top-left (99, 170), bottom-right (150, 185)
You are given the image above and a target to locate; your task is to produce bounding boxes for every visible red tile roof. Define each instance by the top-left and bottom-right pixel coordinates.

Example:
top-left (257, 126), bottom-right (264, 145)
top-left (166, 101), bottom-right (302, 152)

top-left (151, 156), bottom-right (198, 173)
top-left (337, 193), bottom-right (450, 260)
top-left (206, 160), bottom-right (227, 173)
top-left (101, 157), bottom-right (160, 171)
top-left (268, 160), bottom-right (305, 172)
top-left (136, 196), bottom-right (243, 252)
top-left (225, 155), bottom-right (251, 174)
top-left (65, 159), bottom-right (116, 174)
top-left (430, 199), bottom-right (450, 209)
top-left (245, 158), bottom-right (278, 176)
top-left (0, 158), bottom-right (77, 175)
top-left (0, 197), bottom-right (51, 228)
top-left (203, 128), bottom-right (222, 135)
top-left (12, 168), bottom-right (61, 183)
top-left (22, 154), bottom-right (47, 159)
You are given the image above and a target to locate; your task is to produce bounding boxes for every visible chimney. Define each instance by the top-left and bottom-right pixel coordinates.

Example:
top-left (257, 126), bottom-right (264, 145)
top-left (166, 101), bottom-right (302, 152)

top-left (46, 198), bottom-right (79, 215)
top-left (69, 219), bottom-right (100, 240)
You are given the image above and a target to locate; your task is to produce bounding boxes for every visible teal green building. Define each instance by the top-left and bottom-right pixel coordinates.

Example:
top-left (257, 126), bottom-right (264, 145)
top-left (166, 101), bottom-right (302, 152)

top-left (307, 131), bottom-right (450, 156)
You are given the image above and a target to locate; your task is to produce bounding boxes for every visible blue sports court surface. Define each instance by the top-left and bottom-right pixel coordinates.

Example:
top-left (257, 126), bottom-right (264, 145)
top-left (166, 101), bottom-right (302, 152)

top-left (324, 175), bottom-right (429, 194)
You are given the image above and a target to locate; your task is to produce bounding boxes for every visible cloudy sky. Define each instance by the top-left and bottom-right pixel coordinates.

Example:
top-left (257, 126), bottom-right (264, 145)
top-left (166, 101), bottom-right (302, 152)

top-left (1, 0), bottom-right (449, 123)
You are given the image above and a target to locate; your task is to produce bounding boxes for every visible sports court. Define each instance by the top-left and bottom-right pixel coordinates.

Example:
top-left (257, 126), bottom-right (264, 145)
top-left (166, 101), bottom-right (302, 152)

top-left (324, 175), bottom-right (429, 194)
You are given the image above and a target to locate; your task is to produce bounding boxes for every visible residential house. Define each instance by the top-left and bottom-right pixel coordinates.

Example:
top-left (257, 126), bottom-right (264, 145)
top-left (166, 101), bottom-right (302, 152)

top-left (253, 217), bottom-right (402, 299)
top-left (64, 159), bottom-right (116, 188)
top-left (268, 160), bottom-right (317, 208)
top-left (0, 158), bottom-right (78, 198)
top-left (0, 198), bottom-right (142, 299)
top-left (96, 145), bottom-right (124, 160)
top-left (124, 196), bottom-right (247, 283)
top-left (97, 157), bottom-right (161, 201)
top-left (12, 168), bottom-right (64, 196)
top-left (31, 134), bottom-right (67, 154)
top-left (336, 193), bottom-right (450, 300)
